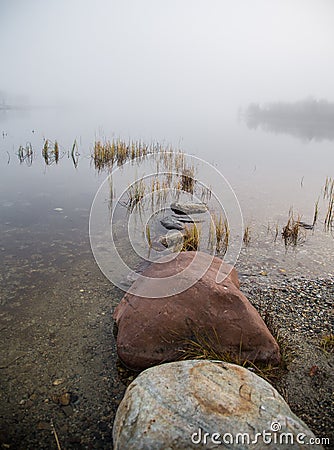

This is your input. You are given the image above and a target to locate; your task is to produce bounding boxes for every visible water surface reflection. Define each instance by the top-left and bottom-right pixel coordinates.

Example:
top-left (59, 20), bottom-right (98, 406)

top-left (243, 99), bottom-right (334, 141)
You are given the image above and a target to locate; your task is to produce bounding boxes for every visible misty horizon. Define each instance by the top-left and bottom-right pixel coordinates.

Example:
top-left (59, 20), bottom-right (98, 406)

top-left (243, 98), bottom-right (334, 141)
top-left (1, 0), bottom-right (334, 123)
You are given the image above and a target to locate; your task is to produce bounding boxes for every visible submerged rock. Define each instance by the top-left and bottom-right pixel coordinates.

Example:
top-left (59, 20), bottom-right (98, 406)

top-left (113, 360), bottom-right (324, 450)
top-left (160, 216), bottom-right (184, 231)
top-left (159, 230), bottom-right (184, 250)
top-left (298, 221), bottom-right (314, 230)
top-left (113, 251), bottom-right (280, 370)
top-left (171, 214), bottom-right (205, 223)
top-left (170, 201), bottom-right (207, 215)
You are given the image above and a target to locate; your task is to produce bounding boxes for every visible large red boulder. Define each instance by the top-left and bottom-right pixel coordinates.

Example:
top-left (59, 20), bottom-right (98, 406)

top-left (113, 252), bottom-right (280, 370)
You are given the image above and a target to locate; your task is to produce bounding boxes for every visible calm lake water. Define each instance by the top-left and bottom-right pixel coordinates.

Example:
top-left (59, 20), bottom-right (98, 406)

top-left (1, 105), bottom-right (334, 307)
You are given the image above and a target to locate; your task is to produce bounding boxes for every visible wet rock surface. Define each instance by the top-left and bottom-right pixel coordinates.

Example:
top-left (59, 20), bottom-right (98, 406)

top-left (160, 216), bottom-right (184, 231)
top-left (113, 360), bottom-right (324, 450)
top-left (159, 230), bottom-right (184, 249)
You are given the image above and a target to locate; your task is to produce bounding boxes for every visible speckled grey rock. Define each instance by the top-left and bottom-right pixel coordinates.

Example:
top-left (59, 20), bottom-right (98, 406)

top-left (113, 360), bottom-right (324, 450)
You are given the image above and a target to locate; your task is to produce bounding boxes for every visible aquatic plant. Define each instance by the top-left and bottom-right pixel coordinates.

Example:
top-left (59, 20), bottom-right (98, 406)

top-left (18, 142), bottom-right (33, 165)
top-left (243, 225), bottom-right (251, 247)
top-left (312, 198), bottom-right (319, 227)
top-left (54, 140), bottom-right (59, 163)
top-left (182, 224), bottom-right (201, 251)
top-left (42, 138), bottom-right (62, 165)
top-left (70, 139), bottom-right (79, 168)
top-left (323, 176), bottom-right (334, 231)
top-left (93, 139), bottom-right (160, 171)
top-left (323, 177), bottom-right (334, 200)
top-left (42, 139), bottom-right (49, 164)
top-left (281, 210), bottom-right (305, 247)
top-left (146, 224), bottom-right (152, 248)
top-left (181, 167), bottom-right (195, 194)
top-left (126, 178), bottom-right (146, 212)
top-left (324, 196), bottom-right (334, 231)
top-left (209, 213), bottom-right (229, 255)
top-left (200, 184), bottom-right (212, 203)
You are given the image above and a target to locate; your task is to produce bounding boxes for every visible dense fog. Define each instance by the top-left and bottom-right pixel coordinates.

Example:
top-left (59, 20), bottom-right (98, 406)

top-left (1, 0), bottom-right (334, 122)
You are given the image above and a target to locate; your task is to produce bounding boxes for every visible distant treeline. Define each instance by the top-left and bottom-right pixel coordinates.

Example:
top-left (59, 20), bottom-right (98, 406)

top-left (244, 98), bottom-right (334, 141)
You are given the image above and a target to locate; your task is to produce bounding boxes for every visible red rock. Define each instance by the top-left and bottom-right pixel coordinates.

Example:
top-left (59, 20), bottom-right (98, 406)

top-left (113, 252), bottom-right (280, 370)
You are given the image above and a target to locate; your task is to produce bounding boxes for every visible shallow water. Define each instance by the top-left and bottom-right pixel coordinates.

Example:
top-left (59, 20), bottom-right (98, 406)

top-left (0, 106), bottom-right (333, 309)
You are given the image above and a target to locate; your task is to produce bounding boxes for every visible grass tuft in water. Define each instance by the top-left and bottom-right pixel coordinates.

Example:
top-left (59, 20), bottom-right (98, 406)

top-left (93, 139), bottom-right (158, 171)
top-left (127, 178), bottom-right (146, 212)
top-left (181, 167), bottom-right (195, 194)
top-left (323, 177), bottom-right (334, 200)
top-left (243, 225), bottom-right (251, 247)
top-left (324, 196), bottom-right (334, 231)
top-left (182, 224), bottom-right (201, 251)
top-left (42, 139), bottom-right (61, 165)
top-left (70, 139), bottom-right (79, 168)
top-left (313, 198), bottom-right (319, 228)
top-left (42, 139), bottom-right (49, 164)
top-left (281, 210), bottom-right (305, 247)
top-left (54, 141), bottom-right (59, 164)
top-left (18, 142), bottom-right (33, 165)
top-left (146, 224), bottom-right (152, 248)
top-left (209, 214), bottom-right (229, 255)
top-left (322, 176), bottom-right (334, 231)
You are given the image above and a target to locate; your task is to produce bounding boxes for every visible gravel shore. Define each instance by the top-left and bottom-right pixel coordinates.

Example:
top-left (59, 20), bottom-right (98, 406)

top-left (0, 252), bottom-right (333, 449)
top-left (240, 275), bottom-right (334, 447)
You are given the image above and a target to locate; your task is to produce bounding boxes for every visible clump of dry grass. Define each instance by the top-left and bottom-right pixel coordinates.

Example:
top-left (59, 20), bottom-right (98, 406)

top-left (54, 141), bottom-right (59, 163)
top-left (92, 139), bottom-right (194, 181)
top-left (312, 198), bottom-right (319, 227)
top-left (323, 177), bottom-right (334, 200)
top-left (182, 224), bottom-right (201, 251)
top-left (324, 196), bottom-right (334, 231)
top-left (177, 325), bottom-right (286, 383)
top-left (181, 167), bottom-right (195, 194)
top-left (209, 213), bottom-right (229, 255)
top-left (126, 178), bottom-right (146, 212)
top-left (146, 224), bottom-right (152, 248)
top-left (281, 210), bottom-right (305, 247)
top-left (42, 139), bottom-right (49, 164)
top-left (93, 140), bottom-right (116, 170)
top-left (93, 139), bottom-right (157, 171)
top-left (42, 139), bottom-right (61, 165)
top-left (322, 176), bottom-right (334, 231)
top-left (243, 225), bottom-right (251, 247)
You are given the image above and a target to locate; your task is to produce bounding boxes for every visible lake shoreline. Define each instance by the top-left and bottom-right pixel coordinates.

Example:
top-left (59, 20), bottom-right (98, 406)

top-left (0, 251), bottom-right (333, 449)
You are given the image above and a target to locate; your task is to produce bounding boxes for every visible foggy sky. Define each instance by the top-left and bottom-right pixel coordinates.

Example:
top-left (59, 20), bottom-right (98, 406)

top-left (1, 0), bottom-right (334, 113)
